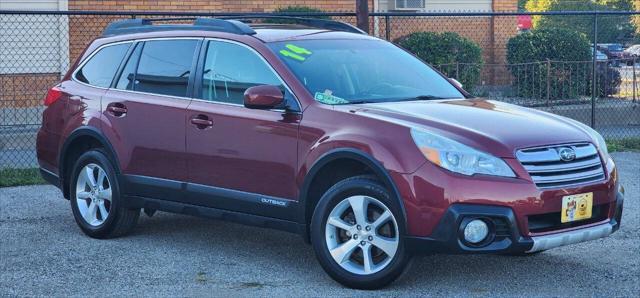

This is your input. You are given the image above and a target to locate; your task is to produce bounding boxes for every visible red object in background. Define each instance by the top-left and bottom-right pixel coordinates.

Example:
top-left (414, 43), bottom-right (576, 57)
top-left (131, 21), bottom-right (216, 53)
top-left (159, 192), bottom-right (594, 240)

top-left (518, 15), bottom-right (532, 30)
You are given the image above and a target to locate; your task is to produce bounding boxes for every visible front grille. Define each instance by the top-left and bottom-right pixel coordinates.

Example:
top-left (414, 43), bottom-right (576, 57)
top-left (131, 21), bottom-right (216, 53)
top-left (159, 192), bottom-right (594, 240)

top-left (516, 143), bottom-right (605, 189)
top-left (527, 204), bottom-right (609, 233)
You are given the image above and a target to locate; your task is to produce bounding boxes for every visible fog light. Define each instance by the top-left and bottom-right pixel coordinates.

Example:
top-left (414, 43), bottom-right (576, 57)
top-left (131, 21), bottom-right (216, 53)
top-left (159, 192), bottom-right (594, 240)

top-left (464, 219), bottom-right (489, 244)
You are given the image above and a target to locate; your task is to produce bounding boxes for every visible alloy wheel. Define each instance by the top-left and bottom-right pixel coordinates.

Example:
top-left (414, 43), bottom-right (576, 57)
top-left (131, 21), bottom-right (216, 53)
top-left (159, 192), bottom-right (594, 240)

top-left (75, 163), bottom-right (112, 226)
top-left (325, 195), bottom-right (399, 275)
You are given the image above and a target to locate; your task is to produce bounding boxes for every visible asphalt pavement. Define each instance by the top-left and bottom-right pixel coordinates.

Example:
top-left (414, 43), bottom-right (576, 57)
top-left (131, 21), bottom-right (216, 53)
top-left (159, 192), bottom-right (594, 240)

top-left (1, 152), bottom-right (638, 297)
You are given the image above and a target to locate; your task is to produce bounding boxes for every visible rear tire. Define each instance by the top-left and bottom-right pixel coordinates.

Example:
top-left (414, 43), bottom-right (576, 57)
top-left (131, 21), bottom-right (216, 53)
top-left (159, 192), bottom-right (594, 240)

top-left (70, 149), bottom-right (139, 239)
top-left (310, 175), bottom-right (410, 289)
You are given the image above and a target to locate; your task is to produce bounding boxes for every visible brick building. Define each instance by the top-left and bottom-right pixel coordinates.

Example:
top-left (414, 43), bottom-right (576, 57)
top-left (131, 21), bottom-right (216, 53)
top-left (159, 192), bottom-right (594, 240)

top-left (1, 0), bottom-right (517, 110)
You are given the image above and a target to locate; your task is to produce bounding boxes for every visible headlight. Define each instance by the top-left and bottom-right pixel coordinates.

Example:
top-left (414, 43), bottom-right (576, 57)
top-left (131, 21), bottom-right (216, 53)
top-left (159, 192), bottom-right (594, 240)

top-left (410, 128), bottom-right (515, 177)
top-left (566, 119), bottom-right (609, 158)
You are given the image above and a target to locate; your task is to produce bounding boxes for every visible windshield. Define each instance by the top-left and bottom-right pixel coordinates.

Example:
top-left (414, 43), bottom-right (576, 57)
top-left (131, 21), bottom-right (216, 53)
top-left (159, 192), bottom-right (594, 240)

top-left (268, 39), bottom-right (464, 105)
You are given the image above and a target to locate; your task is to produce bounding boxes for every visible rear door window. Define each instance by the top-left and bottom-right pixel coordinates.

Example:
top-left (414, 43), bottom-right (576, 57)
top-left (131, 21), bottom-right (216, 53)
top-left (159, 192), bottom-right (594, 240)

top-left (133, 39), bottom-right (199, 97)
top-left (75, 43), bottom-right (130, 88)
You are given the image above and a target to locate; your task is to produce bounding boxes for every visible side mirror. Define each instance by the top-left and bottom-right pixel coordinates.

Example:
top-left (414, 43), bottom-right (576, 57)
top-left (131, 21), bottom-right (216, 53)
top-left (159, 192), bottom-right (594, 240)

top-left (244, 85), bottom-right (284, 109)
top-left (449, 78), bottom-right (463, 89)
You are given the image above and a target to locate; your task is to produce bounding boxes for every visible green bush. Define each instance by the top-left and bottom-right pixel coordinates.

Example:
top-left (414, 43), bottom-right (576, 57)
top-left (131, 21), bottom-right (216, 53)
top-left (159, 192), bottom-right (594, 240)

top-left (396, 32), bottom-right (483, 89)
top-left (507, 27), bottom-right (591, 66)
top-left (507, 27), bottom-right (592, 99)
top-left (507, 27), bottom-right (622, 99)
top-left (264, 6), bottom-right (331, 23)
top-left (595, 63), bottom-right (622, 97)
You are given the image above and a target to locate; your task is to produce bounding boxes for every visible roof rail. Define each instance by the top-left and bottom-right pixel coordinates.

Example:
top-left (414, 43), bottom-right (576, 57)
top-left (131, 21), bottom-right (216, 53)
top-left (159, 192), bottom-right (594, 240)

top-left (224, 15), bottom-right (366, 35)
top-left (102, 17), bottom-right (256, 36)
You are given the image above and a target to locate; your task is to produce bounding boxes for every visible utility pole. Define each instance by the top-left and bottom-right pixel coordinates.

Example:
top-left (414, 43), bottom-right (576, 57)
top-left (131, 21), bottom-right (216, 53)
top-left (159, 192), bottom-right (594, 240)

top-left (356, 0), bottom-right (369, 34)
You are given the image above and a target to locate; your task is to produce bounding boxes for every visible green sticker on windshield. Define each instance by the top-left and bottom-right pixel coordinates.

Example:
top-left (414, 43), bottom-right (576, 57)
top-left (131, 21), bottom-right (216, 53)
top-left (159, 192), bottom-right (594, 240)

top-left (286, 44), bottom-right (312, 55)
top-left (279, 49), bottom-right (306, 61)
top-left (315, 92), bottom-right (349, 104)
top-left (279, 44), bottom-right (312, 62)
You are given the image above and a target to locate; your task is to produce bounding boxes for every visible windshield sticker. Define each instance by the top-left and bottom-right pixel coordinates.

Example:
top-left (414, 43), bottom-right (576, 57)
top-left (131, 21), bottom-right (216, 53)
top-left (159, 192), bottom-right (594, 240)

top-left (279, 49), bottom-right (306, 61)
top-left (279, 44), bottom-right (313, 62)
top-left (314, 91), bottom-right (349, 104)
top-left (285, 44), bottom-right (312, 55)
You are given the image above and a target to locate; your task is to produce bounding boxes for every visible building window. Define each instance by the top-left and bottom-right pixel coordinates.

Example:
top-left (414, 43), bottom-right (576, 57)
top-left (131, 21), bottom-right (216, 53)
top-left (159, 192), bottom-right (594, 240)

top-left (395, 0), bottom-right (426, 10)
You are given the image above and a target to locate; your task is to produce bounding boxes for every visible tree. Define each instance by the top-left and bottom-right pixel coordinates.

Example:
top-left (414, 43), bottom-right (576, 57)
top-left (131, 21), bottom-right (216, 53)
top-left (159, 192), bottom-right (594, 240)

top-left (264, 6), bottom-right (330, 23)
top-left (524, 0), bottom-right (554, 25)
top-left (518, 0), bottom-right (528, 11)
top-left (525, 0), bottom-right (637, 43)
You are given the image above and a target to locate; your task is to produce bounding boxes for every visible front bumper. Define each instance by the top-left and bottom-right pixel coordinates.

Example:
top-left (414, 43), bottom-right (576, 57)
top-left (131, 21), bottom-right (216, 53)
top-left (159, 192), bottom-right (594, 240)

top-left (405, 188), bottom-right (623, 254)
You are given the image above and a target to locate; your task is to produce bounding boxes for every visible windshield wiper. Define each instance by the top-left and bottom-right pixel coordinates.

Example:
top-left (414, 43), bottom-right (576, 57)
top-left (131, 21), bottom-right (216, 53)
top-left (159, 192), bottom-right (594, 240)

top-left (402, 95), bottom-right (456, 101)
top-left (342, 96), bottom-right (457, 105)
top-left (344, 100), bottom-right (377, 104)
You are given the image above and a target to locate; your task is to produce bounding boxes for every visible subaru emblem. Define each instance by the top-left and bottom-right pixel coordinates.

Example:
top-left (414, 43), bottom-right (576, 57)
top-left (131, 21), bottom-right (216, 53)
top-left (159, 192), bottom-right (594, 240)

top-left (558, 147), bottom-right (576, 162)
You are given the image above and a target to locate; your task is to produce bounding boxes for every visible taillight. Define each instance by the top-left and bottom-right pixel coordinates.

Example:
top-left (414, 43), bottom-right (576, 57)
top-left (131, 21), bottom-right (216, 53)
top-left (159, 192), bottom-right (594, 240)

top-left (44, 86), bottom-right (63, 106)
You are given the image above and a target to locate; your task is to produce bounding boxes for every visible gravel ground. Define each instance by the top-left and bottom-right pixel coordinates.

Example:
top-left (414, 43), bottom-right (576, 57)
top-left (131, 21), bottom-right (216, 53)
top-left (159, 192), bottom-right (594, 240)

top-left (1, 152), bottom-right (638, 297)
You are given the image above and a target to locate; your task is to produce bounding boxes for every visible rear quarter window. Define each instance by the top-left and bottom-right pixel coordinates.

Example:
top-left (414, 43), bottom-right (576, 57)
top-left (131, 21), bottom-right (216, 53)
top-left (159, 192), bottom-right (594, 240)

top-left (75, 43), bottom-right (130, 88)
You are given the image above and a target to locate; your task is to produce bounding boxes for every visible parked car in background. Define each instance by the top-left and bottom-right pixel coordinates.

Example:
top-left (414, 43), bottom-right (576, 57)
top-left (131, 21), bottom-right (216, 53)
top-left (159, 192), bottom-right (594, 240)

top-left (598, 43), bottom-right (624, 66)
top-left (624, 44), bottom-right (640, 57)
top-left (598, 43), bottom-right (624, 59)
top-left (36, 17), bottom-right (625, 289)
top-left (624, 45), bottom-right (640, 65)
top-left (594, 50), bottom-right (608, 63)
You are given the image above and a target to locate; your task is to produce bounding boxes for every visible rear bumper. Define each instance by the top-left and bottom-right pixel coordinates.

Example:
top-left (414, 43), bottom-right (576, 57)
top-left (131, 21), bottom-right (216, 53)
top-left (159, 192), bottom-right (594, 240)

top-left (405, 187), bottom-right (623, 254)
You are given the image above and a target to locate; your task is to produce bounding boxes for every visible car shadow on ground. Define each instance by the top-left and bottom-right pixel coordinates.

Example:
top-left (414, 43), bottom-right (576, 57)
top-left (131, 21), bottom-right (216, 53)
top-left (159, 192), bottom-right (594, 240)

top-left (121, 211), bottom-right (616, 293)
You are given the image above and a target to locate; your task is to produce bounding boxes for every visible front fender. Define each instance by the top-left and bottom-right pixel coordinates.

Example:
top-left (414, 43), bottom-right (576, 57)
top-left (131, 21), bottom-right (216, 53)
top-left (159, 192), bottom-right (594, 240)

top-left (298, 132), bottom-right (425, 184)
top-left (296, 143), bottom-right (419, 239)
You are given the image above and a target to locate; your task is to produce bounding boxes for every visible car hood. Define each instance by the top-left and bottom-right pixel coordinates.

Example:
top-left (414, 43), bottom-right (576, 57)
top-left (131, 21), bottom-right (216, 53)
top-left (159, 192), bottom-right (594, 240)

top-left (337, 99), bottom-right (592, 158)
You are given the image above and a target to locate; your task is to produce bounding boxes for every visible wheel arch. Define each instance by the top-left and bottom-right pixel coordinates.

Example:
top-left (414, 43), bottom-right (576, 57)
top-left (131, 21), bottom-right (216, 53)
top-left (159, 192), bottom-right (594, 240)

top-left (59, 126), bottom-right (120, 199)
top-left (298, 148), bottom-right (407, 243)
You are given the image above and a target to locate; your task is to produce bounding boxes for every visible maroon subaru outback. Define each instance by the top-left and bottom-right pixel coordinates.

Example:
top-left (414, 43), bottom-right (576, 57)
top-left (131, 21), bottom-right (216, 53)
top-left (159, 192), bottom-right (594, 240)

top-left (36, 18), bottom-right (624, 289)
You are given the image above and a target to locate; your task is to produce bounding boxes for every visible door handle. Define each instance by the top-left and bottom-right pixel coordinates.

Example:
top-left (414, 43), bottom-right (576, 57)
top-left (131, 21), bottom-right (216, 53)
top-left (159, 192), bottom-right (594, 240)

top-left (190, 115), bottom-right (213, 129)
top-left (106, 103), bottom-right (127, 117)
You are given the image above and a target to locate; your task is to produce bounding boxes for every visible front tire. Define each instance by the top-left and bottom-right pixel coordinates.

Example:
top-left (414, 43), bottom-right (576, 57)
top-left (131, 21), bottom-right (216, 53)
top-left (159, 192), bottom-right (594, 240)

top-left (310, 175), bottom-right (410, 289)
top-left (70, 149), bottom-right (139, 239)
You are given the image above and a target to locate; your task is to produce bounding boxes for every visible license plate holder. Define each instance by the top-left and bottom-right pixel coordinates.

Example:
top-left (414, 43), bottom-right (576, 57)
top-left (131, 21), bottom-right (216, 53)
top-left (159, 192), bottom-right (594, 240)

top-left (561, 192), bottom-right (593, 223)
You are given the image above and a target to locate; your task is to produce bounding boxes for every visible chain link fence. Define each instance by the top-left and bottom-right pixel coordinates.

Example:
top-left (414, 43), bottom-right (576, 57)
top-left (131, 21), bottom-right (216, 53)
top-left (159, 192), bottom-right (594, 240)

top-left (1, 10), bottom-right (639, 169)
top-left (369, 11), bottom-right (640, 140)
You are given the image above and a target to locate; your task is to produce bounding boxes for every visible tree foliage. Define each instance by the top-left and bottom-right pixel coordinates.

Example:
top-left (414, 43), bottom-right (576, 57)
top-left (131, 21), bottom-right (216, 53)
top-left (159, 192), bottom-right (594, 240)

top-left (264, 6), bottom-right (330, 23)
top-left (518, 0), bottom-right (528, 11)
top-left (524, 0), bottom-right (637, 43)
